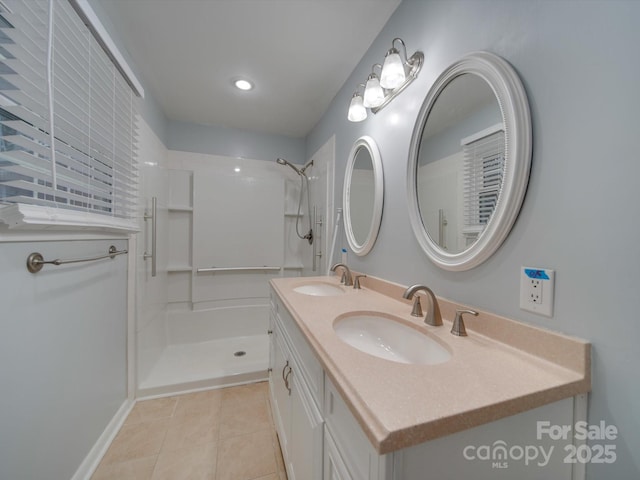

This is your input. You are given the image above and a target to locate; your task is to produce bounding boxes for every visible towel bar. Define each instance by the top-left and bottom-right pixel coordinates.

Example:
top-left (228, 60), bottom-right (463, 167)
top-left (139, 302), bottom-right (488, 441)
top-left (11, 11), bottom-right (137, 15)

top-left (26, 245), bottom-right (128, 273)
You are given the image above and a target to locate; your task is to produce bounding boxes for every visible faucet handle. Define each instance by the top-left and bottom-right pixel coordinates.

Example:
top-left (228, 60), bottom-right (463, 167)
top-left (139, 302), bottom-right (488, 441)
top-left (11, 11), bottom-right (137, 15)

top-left (451, 309), bottom-right (478, 336)
top-left (353, 274), bottom-right (367, 289)
top-left (410, 296), bottom-right (423, 317)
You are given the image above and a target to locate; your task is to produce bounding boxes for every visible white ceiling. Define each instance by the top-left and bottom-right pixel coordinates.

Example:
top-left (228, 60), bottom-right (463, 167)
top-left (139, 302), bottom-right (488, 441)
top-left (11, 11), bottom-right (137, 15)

top-left (97, 0), bottom-right (402, 138)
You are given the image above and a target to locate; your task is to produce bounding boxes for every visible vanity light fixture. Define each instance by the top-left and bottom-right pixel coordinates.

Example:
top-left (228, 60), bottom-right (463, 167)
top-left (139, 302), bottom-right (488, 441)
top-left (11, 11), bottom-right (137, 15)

top-left (347, 84), bottom-right (367, 122)
top-left (363, 64), bottom-right (385, 108)
top-left (381, 38), bottom-right (409, 88)
top-left (347, 37), bottom-right (423, 122)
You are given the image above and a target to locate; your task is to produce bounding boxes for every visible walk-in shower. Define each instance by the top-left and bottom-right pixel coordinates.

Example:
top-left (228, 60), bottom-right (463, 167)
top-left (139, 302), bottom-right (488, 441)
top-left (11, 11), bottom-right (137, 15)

top-left (135, 142), bottom-right (334, 399)
top-left (277, 158), bottom-right (314, 244)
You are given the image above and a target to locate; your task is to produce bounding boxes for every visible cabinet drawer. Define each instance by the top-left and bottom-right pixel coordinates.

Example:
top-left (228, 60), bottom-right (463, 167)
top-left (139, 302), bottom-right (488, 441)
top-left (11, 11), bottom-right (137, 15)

top-left (324, 376), bottom-right (389, 480)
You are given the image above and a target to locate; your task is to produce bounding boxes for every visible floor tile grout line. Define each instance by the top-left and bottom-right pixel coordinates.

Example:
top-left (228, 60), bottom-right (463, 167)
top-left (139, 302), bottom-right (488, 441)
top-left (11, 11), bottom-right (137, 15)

top-left (93, 382), bottom-right (278, 479)
top-left (152, 392), bottom-right (222, 479)
top-left (212, 390), bottom-right (223, 480)
top-left (149, 415), bottom-right (171, 478)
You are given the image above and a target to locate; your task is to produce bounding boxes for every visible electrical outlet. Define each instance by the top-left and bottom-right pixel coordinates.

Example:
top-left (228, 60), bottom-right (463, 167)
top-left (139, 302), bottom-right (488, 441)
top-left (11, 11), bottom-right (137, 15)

top-left (520, 267), bottom-right (554, 317)
top-left (528, 278), bottom-right (542, 304)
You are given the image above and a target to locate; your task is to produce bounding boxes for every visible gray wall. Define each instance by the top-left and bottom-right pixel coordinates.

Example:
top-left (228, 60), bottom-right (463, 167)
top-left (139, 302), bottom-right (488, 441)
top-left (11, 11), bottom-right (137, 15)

top-left (166, 119), bottom-right (306, 163)
top-left (307, 0), bottom-right (640, 478)
top-left (0, 240), bottom-right (128, 480)
top-left (87, 0), bottom-right (168, 143)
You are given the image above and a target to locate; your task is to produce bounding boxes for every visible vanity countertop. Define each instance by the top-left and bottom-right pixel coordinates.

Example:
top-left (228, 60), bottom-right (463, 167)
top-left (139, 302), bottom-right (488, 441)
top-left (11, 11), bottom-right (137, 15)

top-left (270, 274), bottom-right (591, 454)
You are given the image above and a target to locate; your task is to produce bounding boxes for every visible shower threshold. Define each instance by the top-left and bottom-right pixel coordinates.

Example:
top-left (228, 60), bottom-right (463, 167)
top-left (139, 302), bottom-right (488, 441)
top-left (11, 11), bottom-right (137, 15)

top-left (137, 334), bottom-right (269, 397)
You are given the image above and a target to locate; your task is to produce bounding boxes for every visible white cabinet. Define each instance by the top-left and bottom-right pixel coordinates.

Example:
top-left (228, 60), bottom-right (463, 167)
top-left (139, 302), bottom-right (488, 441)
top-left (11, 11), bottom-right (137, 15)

top-left (270, 287), bottom-right (585, 480)
top-left (269, 293), bottom-right (323, 480)
top-left (289, 369), bottom-right (324, 480)
top-left (270, 320), bottom-right (293, 458)
top-left (323, 377), bottom-right (391, 480)
top-left (324, 425), bottom-right (354, 480)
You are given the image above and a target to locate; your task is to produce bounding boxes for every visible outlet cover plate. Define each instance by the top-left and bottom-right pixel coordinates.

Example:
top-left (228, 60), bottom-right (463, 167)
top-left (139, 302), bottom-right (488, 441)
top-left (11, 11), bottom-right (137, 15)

top-left (520, 267), bottom-right (555, 317)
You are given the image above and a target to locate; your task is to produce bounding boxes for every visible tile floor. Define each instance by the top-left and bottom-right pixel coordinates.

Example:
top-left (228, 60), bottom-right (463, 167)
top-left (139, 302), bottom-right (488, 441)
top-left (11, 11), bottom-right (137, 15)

top-left (91, 381), bottom-right (287, 480)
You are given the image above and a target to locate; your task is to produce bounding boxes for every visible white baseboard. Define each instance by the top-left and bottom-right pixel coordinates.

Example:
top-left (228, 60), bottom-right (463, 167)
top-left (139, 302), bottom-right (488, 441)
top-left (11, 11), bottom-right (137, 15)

top-left (70, 398), bottom-right (135, 480)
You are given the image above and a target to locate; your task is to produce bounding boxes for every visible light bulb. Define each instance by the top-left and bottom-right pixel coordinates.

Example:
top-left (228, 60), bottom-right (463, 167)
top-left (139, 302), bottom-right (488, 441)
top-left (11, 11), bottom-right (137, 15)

top-left (347, 93), bottom-right (367, 122)
top-left (380, 49), bottom-right (406, 89)
top-left (234, 79), bottom-right (253, 91)
top-left (363, 74), bottom-right (385, 108)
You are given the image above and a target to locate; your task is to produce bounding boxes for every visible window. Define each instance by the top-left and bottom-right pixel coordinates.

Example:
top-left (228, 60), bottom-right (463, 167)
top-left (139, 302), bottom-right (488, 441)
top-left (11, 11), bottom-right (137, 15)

top-left (461, 124), bottom-right (505, 244)
top-left (0, 0), bottom-right (141, 231)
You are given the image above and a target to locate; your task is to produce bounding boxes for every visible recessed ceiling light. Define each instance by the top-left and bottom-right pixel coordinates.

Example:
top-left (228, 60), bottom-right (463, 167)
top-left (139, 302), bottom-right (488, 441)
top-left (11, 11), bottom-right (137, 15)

top-left (234, 79), bottom-right (253, 91)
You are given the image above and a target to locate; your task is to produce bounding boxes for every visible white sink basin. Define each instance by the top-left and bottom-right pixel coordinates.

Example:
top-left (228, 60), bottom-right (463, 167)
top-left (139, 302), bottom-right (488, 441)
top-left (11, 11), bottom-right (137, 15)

top-left (293, 282), bottom-right (346, 296)
top-left (333, 314), bottom-right (451, 365)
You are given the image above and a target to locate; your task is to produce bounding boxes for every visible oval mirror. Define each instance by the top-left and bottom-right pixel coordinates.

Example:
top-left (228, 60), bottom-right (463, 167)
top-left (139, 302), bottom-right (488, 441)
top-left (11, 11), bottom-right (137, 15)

top-left (407, 51), bottom-right (531, 271)
top-left (343, 136), bottom-right (384, 256)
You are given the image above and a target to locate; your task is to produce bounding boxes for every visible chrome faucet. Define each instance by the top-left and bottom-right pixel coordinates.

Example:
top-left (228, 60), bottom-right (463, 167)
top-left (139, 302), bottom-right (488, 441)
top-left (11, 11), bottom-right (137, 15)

top-left (402, 284), bottom-right (443, 326)
top-left (330, 263), bottom-right (353, 286)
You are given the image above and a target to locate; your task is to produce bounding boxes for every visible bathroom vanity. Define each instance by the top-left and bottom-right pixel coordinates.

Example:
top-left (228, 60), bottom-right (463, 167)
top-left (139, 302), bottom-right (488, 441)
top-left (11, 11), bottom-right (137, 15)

top-left (268, 275), bottom-right (590, 480)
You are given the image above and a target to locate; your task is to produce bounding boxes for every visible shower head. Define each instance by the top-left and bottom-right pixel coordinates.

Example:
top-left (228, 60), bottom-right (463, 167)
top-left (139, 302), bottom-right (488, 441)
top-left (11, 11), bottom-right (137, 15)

top-left (276, 157), bottom-right (304, 176)
top-left (276, 157), bottom-right (314, 245)
top-left (300, 159), bottom-right (314, 175)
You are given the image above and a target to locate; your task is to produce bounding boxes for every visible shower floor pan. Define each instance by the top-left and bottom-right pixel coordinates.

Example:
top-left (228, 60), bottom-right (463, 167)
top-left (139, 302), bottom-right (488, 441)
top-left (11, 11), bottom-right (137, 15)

top-left (138, 334), bottom-right (269, 397)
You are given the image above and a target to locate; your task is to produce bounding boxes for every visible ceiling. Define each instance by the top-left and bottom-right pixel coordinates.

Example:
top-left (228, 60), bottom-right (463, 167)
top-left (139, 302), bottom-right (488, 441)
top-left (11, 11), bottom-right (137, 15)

top-left (97, 0), bottom-right (402, 138)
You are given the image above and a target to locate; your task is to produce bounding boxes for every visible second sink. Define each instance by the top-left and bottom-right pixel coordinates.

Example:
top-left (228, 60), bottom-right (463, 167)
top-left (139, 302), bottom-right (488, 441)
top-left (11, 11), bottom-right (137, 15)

top-left (333, 314), bottom-right (451, 365)
top-left (293, 282), bottom-right (346, 296)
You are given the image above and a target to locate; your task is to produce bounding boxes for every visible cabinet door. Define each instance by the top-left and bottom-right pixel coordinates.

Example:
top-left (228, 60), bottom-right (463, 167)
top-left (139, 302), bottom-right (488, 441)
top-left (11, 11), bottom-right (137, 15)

top-left (324, 426), bottom-right (353, 480)
top-left (289, 370), bottom-right (323, 480)
top-left (270, 326), bottom-right (292, 461)
top-left (268, 312), bottom-right (276, 374)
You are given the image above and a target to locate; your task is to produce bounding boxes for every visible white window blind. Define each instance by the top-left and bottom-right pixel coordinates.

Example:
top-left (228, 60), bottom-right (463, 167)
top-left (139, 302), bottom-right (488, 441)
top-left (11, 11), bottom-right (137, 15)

top-left (462, 126), bottom-right (505, 240)
top-left (0, 0), bottom-right (139, 230)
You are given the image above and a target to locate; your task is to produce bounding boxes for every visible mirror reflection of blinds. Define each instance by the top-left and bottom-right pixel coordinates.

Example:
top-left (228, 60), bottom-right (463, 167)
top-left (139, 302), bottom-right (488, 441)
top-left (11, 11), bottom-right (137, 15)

top-left (0, 0), bottom-right (138, 224)
top-left (462, 129), bottom-right (505, 235)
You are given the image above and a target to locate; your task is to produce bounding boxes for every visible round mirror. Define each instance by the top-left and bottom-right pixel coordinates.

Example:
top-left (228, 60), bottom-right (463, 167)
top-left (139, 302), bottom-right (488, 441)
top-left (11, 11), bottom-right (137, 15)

top-left (343, 136), bottom-right (384, 256)
top-left (407, 51), bottom-right (531, 270)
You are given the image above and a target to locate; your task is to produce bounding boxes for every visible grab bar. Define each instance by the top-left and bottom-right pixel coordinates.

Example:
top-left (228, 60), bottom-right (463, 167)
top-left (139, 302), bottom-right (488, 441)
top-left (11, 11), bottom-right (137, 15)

top-left (196, 266), bottom-right (281, 273)
top-left (312, 206), bottom-right (322, 272)
top-left (26, 245), bottom-right (128, 273)
top-left (143, 196), bottom-right (157, 277)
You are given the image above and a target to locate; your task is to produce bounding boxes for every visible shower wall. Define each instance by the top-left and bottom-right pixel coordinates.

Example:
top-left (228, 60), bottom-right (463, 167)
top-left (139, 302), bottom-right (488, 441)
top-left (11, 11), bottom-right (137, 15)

top-left (163, 151), bottom-right (287, 339)
top-left (306, 135), bottom-right (336, 274)
top-left (135, 147), bottom-right (318, 395)
top-left (136, 121), bottom-right (170, 386)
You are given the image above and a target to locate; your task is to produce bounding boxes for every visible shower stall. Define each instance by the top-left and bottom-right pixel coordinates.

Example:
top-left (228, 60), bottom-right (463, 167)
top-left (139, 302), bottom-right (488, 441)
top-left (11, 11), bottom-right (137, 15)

top-left (135, 133), bottom-right (334, 397)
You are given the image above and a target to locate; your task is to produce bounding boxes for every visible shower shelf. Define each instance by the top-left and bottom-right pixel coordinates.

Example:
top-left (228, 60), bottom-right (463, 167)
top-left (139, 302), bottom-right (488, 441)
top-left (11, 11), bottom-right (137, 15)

top-left (168, 205), bottom-right (193, 212)
top-left (167, 265), bottom-right (192, 273)
top-left (283, 264), bottom-right (304, 270)
top-left (284, 212), bottom-right (304, 217)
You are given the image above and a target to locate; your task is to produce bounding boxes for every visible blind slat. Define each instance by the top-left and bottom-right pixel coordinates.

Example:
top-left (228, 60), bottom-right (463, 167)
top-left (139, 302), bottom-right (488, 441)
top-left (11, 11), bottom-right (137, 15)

top-left (462, 130), bottom-right (505, 232)
top-left (0, 0), bottom-right (139, 224)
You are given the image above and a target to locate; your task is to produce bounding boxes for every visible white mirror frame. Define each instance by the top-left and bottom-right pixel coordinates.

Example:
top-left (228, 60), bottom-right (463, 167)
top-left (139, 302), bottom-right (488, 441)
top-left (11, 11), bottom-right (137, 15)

top-left (407, 51), bottom-right (532, 271)
top-left (343, 135), bottom-right (384, 256)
